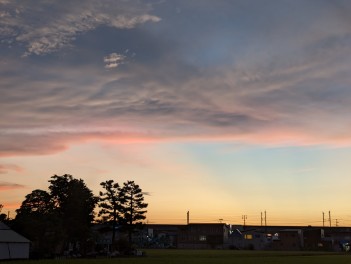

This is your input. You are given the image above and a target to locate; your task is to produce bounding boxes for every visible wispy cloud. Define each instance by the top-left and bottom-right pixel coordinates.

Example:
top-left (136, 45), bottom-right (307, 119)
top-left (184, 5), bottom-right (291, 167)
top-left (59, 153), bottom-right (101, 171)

top-left (0, 0), bottom-right (160, 56)
top-left (0, 181), bottom-right (26, 191)
top-left (104, 53), bottom-right (126, 69)
top-left (0, 164), bottom-right (23, 174)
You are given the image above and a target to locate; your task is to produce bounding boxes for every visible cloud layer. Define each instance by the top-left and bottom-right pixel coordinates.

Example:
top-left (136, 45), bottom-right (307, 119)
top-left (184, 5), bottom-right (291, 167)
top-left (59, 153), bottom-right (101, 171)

top-left (1, 0), bottom-right (351, 159)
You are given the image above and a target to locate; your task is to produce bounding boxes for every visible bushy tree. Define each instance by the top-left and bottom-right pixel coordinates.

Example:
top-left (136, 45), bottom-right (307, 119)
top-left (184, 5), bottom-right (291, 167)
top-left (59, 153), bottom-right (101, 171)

top-left (49, 174), bottom-right (97, 251)
top-left (14, 189), bottom-right (58, 256)
top-left (0, 204), bottom-right (6, 222)
top-left (16, 189), bottom-right (53, 215)
top-left (0, 214), bottom-right (6, 222)
top-left (14, 174), bottom-right (97, 257)
top-left (0, 203), bottom-right (7, 222)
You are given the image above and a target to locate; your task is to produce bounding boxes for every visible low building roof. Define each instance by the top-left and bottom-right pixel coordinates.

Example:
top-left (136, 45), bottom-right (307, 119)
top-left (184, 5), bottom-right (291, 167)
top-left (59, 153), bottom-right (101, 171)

top-left (0, 222), bottom-right (30, 243)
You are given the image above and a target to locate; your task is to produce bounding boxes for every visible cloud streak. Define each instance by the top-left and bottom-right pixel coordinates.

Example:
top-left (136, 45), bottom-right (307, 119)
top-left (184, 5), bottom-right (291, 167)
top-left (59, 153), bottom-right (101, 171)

top-left (0, 164), bottom-right (23, 174)
top-left (0, 181), bottom-right (26, 191)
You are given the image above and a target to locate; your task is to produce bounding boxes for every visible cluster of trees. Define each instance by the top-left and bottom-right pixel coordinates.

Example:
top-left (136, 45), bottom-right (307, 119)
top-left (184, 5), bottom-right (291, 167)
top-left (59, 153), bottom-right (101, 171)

top-left (99, 180), bottom-right (147, 246)
top-left (7, 174), bottom-right (147, 257)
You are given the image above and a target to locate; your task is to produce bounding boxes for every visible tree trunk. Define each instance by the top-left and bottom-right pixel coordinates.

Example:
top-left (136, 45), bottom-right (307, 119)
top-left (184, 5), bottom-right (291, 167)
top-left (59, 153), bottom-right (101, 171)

top-left (128, 193), bottom-right (133, 245)
top-left (112, 208), bottom-right (116, 251)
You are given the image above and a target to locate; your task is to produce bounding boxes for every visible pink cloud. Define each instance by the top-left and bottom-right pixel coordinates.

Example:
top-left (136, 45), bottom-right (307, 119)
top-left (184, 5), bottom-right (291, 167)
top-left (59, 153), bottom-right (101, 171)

top-left (0, 164), bottom-right (24, 174)
top-left (2, 125), bottom-right (351, 160)
top-left (0, 181), bottom-right (26, 191)
top-left (0, 130), bottom-right (166, 158)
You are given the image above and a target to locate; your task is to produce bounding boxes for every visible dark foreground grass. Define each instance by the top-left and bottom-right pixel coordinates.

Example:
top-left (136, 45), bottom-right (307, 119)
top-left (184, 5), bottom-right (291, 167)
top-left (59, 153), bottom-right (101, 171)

top-left (3, 250), bottom-right (351, 264)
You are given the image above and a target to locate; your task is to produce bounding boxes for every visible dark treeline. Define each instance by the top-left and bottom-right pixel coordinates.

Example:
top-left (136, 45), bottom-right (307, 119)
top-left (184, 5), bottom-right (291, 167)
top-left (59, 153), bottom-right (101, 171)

top-left (4, 174), bottom-right (147, 258)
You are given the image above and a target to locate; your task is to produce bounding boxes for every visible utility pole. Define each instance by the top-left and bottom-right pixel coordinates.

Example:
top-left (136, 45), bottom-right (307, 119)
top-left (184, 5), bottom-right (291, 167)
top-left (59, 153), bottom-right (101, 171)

top-left (335, 219), bottom-right (339, 227)
top-left (322, 212), bottom-right (325, 227)
top-left (242, 215), bottom-right (247, 227)
top-left (329, 211), bottom-right (332, 227)
top-left (187, 211), bottom-right (190, 225)
top-left (261, 211), bottom-right (267, 227)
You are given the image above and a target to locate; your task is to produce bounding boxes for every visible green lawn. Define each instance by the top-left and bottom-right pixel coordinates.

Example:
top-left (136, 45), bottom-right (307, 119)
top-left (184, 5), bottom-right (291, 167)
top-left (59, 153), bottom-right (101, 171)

top-left (3, 250), bottom-right (351, 264)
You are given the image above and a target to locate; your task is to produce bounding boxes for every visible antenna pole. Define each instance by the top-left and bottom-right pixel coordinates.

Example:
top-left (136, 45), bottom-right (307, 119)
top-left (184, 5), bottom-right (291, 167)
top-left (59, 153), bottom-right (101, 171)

top-left (242, 215), bottom-right (247, 227)
top-left (329, 211), bottom-right (331, 227)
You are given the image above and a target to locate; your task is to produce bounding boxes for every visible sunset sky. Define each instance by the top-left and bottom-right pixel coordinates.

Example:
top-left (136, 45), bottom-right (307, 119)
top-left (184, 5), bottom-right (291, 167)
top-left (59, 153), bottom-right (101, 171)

top-left (1, 0), bottom-right (351, 226)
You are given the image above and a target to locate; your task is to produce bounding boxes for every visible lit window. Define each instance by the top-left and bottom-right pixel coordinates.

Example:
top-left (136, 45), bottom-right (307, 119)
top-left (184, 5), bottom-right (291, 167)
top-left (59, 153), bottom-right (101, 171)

top-left (244, 234), bottom-right (253, 240)
top-left (199, 235), bottom-right (206, 241)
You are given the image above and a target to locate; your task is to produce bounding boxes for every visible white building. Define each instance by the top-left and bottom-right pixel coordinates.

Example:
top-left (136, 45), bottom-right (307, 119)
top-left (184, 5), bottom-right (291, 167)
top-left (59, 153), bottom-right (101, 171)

top-left (0, 222), bottom-right (30, 260)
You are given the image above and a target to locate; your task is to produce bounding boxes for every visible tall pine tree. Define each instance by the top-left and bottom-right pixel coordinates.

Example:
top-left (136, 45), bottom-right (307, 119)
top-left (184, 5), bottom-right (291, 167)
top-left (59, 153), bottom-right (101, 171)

top-left (98, 180), bottom-right (121, 247)
top-left (119, 181), bottom-right (148, 244)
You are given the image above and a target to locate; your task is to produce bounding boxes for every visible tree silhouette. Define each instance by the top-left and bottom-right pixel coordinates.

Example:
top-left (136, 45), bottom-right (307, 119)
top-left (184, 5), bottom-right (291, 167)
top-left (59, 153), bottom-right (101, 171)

top-left (99, 180), bottom-right (121, 247)
top-left (13, 175), bottom-right (97, 256)
top-left (16, 189), bottom-right (53, 214)
top-left (49, 174), bottom-right (97, 252)
top-left (119, 181), bottom-right (148, 244)
top-left (14, 189), bottom-right (58, 256)
top-left (0, 203), bottom-right (7, 222)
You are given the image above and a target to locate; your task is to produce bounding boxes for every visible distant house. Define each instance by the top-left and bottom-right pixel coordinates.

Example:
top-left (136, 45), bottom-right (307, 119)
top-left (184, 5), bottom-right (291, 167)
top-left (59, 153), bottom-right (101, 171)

top-left (271, 229), bottom-right (303, 251)
top-left (145, 224), bottom-right (181, 248)
top-left (178, 223), bottom-right (230, 249)
top-left (229, 225), bottom-right (327, 251)
top-left (92, 222), bottom-right (349, 252)
top-left (230, 228), bottom-right (271, 250)
top-left (322, 227), bottom-right (351, 251)
top-left (303, 228), bottom-right (324, 250)
top-left (0, 222), bottom-right (30, 260)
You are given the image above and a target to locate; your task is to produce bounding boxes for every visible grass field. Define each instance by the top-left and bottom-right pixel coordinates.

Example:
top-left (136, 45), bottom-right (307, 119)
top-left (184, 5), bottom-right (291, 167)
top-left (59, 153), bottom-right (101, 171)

top-left (3, 250), bottom-right (351, 264)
